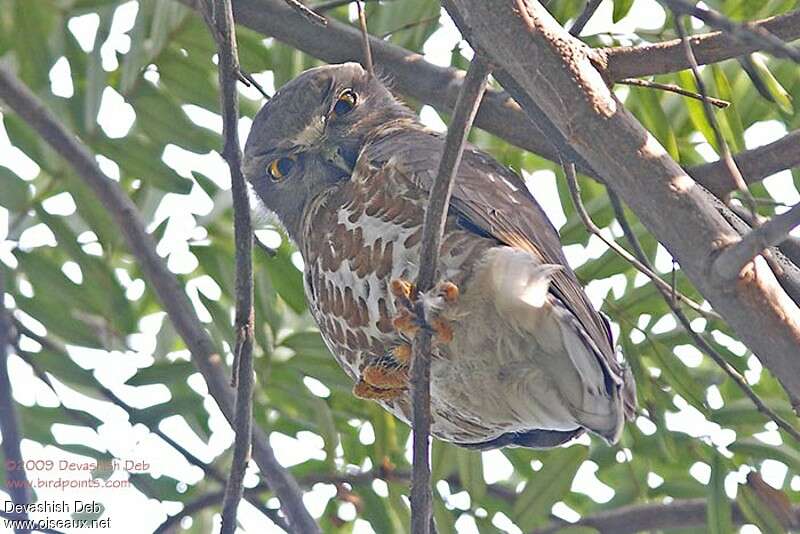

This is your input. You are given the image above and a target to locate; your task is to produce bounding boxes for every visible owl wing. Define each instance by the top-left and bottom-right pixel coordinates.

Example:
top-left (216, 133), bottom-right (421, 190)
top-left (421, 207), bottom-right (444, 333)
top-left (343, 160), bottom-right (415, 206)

top-left (366, 129), bottom-right (635, 419)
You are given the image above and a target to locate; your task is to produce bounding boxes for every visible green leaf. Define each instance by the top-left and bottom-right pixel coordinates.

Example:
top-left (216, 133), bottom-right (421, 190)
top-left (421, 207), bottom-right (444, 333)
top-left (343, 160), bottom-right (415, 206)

top-left (737, 485), bottom-right (788, 534)
top-left (264, 244), bottom-right (306, 314)
top-left (456, 448), bottom-right (485, 500)
top-left (97, 135), bottom-right (193, 194)
top-left (612, 0), bottom-right (635, 22)
top-left (711, 65), bottom-right (744, 153)
top-left (126, 360), bottom-right (196, 387)
top-left (631, 85), bottom-right (679, 160)
top-left (679, 70), bottom-right (720, 153)
top-left (25, 348), bottom-right (98, 391)
top-left (512, 446), bottom-right (588, 529)
top-left (729, 438), bottom-right (800, 471)
top-left (747, 54), bottom-right (793, 114)
top-left (0, 165), bottom-right (30, 209)
top-left (3, 114), bottom-right (43, 162)
top-left (707, 453), bottom-right (733, 534)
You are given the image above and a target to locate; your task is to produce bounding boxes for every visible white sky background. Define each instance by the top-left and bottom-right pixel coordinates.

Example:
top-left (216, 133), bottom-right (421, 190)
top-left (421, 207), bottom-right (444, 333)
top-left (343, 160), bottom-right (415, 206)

top-left (1, 0), bottom-right (799, 532)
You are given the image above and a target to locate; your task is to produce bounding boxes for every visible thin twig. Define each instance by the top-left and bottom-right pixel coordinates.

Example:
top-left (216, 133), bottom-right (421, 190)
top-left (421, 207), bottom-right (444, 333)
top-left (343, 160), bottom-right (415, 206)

top-left (659, 0), bottom-right (800, 63)
top-left (379, 15), bottom-right (441, 39)
top-left (311, 0), bottom-right (382, 12)
top-left (356, 1), bottom-right (374, 77)
top-left (714, 203), bottom-right (800, 281)
top-left (563, 165), bottom-right (718, 320)
top-left (619, 78), bottom-right (730, 108)
top-left (0, 272), bottom-right (33, 529)
top-left (674, 15), bottom-right (757, 219)
top-left (154, 485), bottom-right (277, 534)
top-left (0, 65), bottom-right (319, 533)
top-left (410, 57), bottom-right (491, 534)
top-left (569, 0), bottom-right (602, 36)
top-left (205, 0), bottom-right (257, 532)
top-left (238, 69), bottom-right (271, 99)
top-left (604, 187), bottom-right (800, 445)
top-left (282, 0), bottom-right (327, 26)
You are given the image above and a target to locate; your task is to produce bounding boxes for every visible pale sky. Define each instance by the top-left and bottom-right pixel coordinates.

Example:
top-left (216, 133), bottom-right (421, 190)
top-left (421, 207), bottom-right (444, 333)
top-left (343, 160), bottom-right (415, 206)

top-left (1, 1), bottom-right (798, 533)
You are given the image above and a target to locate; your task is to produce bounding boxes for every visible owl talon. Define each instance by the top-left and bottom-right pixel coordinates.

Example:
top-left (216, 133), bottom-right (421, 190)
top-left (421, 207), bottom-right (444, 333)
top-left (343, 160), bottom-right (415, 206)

top-left (437, 281), bottom-right (459, 304)
top-left (353, 379), bottom-right (405, 401)
top-left (390, 279), bottom-right (459, 345)
top-left (362, 363), bottom-right (409, 389)
top-left (392, 343), bottom-right (412, 364)
top-left (392, 308), bottom-right (421, 337)
top-left (431, 317), bottom-right (454, 344)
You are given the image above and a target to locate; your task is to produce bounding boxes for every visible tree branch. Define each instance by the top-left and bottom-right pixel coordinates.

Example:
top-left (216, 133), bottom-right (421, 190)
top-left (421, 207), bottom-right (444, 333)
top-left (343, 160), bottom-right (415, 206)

top-left (153, 485), bottom-right (282, 534)
top-left (204, 0), bottom-right (258, 532)
top-left (0, 66), bottom-right (319, 533)
top-left (692, 129), bottom-right (800, 198)
top-left (563, 164), bottom-right (712, 317)
top-left (0, 272), bottom-right (32, 533)
top-left (569, 0), bottom-right (602, 37)
top-left (441, 0), bottom-right (800, 408)
top-left (181, 0), bottom-right (800, 200)
top-left (409, 57), bottom-right (491, 534)
top-left (619, 78), bottom-right (729, 108)
top-left (715, 203), bottom-right (800, 282)
top-left (602, 9), bottom-right (800, 80)
top-left (601, 186), bottom-right (800, 444)
top-left (659, 0), bottom-right (800, 63)
top-left (530, 497), bottom-right (800, 534)
top-left (281, 0), bottom-right (327, 26)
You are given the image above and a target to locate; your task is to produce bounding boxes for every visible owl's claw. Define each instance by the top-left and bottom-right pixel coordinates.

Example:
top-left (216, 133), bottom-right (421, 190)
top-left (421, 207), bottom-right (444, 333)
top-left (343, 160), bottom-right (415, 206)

top-left (353, 379), bottom-right (405, 401)
top-left (390, 279), bottom-right (459, 345)
top-left (355, 343), bottom-right (414, 400)
top-left (362, 363), bottom-right (408, 389)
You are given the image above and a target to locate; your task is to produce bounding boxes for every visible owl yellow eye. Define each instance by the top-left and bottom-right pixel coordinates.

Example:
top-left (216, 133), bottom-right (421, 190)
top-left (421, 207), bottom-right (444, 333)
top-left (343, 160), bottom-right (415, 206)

top-left (267, 156), bottom-right (296, 181)
top-left (332, 90), bottom-right (357, 117)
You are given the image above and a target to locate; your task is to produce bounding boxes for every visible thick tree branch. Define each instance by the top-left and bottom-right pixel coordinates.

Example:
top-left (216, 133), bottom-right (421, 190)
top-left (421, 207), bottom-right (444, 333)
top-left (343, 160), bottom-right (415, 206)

top-left (441, 0), bottom-right (800, 407)
top-left (204, 0), bottom-right (258, 531)
top-left (0, 273), bottom-right (32, 533)
top-left (409, 57), bottom-right (490, 534)
top-left (715, 203), bottom-right (800, 282)
top-left (692, 129), bottom-right (800, 198)
top-left (602, 9), bottom-right (800, 80)
top-left (0, 66), bottom-right (319, 533)
top-left (531, 498), bottom-right (800, 534)
top-left (176, 0), bottom-right (800, 199)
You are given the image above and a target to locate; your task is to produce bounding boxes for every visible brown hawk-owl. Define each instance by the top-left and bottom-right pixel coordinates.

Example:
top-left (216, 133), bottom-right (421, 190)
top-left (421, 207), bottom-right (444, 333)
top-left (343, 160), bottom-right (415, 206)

top-left (243, 62), bottom-right (636, 449)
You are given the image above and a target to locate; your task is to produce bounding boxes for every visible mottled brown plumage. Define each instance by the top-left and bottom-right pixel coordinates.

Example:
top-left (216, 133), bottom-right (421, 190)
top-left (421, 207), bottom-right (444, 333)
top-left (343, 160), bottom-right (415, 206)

top-left (243, 62), bottom-right (636, 449)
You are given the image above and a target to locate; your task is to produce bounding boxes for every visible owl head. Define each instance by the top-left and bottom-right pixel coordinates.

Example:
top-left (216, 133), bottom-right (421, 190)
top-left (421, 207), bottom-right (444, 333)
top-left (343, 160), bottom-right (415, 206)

top-left (243, 62), bottom-right (413, 245)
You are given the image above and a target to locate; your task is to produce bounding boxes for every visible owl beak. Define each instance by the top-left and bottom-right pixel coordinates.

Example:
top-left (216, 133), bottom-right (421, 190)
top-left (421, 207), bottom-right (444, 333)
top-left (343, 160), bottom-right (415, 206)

top-left (322, 145), bottom-right (357, 175)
